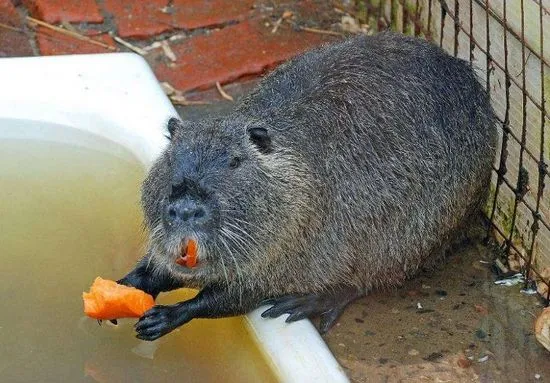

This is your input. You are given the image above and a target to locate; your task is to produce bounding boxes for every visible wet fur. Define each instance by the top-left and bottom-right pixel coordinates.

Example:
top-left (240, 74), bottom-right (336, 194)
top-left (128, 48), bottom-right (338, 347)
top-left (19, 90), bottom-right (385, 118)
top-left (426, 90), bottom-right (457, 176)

top-left (122, 32), bottom-right (497, 339)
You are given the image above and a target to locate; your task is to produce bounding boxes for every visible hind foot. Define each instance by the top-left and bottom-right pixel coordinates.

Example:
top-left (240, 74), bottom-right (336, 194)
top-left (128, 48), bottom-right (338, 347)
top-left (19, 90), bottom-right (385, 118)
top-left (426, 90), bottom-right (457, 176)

top-left (260, 286), bottom-right (362, 334)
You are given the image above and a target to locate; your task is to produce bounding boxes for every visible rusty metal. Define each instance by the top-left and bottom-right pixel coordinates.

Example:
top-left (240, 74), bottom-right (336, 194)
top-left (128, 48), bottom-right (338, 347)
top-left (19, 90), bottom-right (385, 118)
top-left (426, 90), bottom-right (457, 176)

top-left (469, 0), bottom-right (474, 62)
top-left (453, 0), bottom-right (459, 57)
top-left (439, 0), bottom-right (447, 47)
top-left (485, 0), bottom-right (491, 92)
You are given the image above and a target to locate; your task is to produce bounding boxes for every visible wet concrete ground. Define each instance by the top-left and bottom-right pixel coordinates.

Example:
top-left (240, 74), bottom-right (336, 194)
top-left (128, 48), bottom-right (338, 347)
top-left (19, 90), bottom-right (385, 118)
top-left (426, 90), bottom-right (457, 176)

top-left (323, 242), bottom-right (550, 383)
top-left (176, 98), bottom-right (550, 383)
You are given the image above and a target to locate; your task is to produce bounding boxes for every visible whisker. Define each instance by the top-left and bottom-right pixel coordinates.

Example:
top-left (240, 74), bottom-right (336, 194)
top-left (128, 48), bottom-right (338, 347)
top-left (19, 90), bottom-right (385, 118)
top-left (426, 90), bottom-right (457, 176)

top-left (216, 235), bottom-right (232, 288)
top-left (218, 232), bottom-right (244, 306)
top-left (224, 220), bottom-right (260, 247)
top-left (221, 227), bottom-right (251, 262)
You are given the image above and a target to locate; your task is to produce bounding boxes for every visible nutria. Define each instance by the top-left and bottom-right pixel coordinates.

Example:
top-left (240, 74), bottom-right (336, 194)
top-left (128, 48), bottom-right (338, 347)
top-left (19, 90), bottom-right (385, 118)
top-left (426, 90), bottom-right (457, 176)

top-left (118, 32), bottom-right (497, 341)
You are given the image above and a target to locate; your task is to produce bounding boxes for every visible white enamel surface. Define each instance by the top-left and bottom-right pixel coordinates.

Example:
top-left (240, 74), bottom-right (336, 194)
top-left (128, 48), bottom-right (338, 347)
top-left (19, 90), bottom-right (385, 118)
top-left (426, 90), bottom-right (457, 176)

top-left (0, 53), bottom-right (349, 383)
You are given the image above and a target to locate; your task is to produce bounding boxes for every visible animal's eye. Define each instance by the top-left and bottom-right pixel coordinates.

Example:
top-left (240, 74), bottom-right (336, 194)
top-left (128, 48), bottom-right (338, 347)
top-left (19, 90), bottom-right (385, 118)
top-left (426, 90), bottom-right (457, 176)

top-left (248, 127), bottom-right (272, 154)
top-left (229, 156), bottom-right (241, 169)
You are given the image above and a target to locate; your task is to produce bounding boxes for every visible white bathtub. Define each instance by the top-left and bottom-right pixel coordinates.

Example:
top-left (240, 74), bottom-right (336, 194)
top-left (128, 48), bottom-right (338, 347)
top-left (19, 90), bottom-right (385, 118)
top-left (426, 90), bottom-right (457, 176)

top-left (0, 53), bottom-right (349, 383)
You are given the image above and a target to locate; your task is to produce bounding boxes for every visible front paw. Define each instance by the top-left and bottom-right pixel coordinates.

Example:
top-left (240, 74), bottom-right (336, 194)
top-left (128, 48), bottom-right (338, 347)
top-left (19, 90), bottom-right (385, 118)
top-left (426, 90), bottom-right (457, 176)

top-left (117, 273), bottom-right (159, 299)
top-left (135, 304), bottom-right (190, 341)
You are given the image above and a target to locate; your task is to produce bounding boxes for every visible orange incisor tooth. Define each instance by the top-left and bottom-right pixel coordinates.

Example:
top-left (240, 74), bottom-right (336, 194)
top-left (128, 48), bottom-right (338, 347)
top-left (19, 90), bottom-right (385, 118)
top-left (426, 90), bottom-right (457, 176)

top-left (185, 239), bottom-right (198, 267)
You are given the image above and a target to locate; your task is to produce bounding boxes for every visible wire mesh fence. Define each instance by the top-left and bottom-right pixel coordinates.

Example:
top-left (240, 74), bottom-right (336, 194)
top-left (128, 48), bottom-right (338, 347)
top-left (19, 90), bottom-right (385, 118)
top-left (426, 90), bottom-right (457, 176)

top-left (357, 0), bottom-right (549, 300)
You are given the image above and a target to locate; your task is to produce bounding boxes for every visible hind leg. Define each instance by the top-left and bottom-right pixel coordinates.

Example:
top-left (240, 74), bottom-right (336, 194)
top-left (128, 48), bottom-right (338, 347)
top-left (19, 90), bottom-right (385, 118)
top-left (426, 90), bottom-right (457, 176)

top-left (260, 286), bottom-right (363, 334)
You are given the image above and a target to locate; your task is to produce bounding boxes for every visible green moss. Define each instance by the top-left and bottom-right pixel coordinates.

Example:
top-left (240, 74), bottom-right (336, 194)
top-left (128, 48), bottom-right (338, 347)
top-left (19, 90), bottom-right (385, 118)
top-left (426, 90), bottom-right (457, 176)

top-left (356, 0), bottom-right (368, 24)
top-left (491, 191), bottom-right (516, 239)
top-left (483, 183), bottom-right (497, 217)
top-left (492, 192), bottom-right (529, 248)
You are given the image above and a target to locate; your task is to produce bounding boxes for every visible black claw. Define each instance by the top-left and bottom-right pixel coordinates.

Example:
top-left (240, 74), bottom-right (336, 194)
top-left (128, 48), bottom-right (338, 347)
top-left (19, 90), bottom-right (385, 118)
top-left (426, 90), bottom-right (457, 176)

top-left (259, 287), bottom-right (360, 331)
top-left (260, 307), bottom-right (277, 318)
top-left (136, 333), bottom-right (156, 341)
top-left (261, 305), bottom-right (282, 318)
top-left (318, 309), bottom-right (341, 334)
top-left (261, 303), bottom-right (293, 318)
top-left (260, 298), bottom-right (277, 306)
top-left (285, 311), bottom-right (307, 323)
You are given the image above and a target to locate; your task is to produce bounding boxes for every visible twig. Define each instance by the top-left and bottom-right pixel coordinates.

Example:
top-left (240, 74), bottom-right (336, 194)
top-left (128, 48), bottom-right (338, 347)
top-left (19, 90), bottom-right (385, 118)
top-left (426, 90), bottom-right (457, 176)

top-left (299, 26), bottom-right (344, 36)
top-left (161, 40), bottom-right (177, 61)
top-left (215, 82), bottom-right (234, 101)
top-left (26, 16), bottom-right (116, 51)
top-left (0, 22), bottom-right (23, 33)
top-left (60, 21), bottom-right (78, 33)
top-left (160, 81), bottom-right (177, 96)
top-left (112, 35), bottom-right (147, 55)
top-left (143, 41), bottom-right (162, 52)
top-left (271, 17), bottom-right (283, 33)
top-left (170, 94), bottom-right (210, 106)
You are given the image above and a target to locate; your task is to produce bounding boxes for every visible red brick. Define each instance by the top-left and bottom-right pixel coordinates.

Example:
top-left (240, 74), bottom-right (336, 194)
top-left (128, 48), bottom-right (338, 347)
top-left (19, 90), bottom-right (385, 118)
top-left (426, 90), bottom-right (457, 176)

top-left (22, 0), bottom-right (104, 23)
top-left (36, 27), bottom-right (115, 55)
top-left (0, 0), bottom-right (33, 57)
top-left (153, 18), bottom-right (337, 92)
top-left (103, 0), bottom-right (254, 39)
top-left (103, 0), bottom-right (172, 39)
top-left (0, 0), bottom-right (19, 25)
top-left (170, 0), bottom-right (254, 29)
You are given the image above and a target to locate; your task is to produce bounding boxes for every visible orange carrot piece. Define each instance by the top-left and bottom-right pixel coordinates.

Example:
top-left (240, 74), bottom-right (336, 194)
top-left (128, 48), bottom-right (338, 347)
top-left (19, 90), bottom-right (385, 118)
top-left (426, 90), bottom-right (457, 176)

top-left (186, 239), bottom-right (198, 267)
top-left (82, 277), bottom-right (154, 320)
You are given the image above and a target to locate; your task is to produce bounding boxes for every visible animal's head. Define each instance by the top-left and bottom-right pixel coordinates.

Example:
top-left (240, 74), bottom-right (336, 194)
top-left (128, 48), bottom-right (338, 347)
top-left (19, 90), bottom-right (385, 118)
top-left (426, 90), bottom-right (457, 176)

top-left (141, 117), bottom-right (314, 286)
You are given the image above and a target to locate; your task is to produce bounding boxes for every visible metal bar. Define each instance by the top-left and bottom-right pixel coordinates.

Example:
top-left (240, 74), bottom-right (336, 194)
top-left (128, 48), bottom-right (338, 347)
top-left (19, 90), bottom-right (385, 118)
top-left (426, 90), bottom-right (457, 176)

top-left (485, 0), bottom-right (491, 93)
top-left (440, 0), bottom-right (446, 47)
top-left (454, 0), bottom-right (460, 56)
top-left (469, 0), bottom-right (474, 62)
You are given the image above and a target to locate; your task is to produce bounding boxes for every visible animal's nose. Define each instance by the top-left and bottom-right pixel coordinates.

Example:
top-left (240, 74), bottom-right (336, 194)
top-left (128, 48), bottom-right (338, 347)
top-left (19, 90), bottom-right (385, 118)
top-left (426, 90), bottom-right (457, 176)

top-left (164, 199), bottom-right (208, 226)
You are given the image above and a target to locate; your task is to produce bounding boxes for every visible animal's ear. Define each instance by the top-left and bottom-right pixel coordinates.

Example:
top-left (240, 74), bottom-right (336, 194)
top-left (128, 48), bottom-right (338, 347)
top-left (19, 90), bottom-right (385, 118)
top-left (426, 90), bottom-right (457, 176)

top-left (247, 127), bottom-right (272, 154)
top-left (166, 117), bottom-right (183, 139)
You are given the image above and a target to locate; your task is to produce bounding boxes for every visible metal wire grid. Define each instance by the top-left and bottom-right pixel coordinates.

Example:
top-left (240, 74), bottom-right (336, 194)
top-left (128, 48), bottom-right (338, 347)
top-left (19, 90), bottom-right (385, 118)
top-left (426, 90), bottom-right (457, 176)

top-left (359, 0), bottom-right (549, 300)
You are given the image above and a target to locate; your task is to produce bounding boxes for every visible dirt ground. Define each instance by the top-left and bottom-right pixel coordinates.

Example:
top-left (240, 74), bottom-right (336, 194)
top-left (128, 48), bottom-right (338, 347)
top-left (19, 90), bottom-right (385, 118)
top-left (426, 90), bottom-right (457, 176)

top-left (323, 242), bottom-right (550, 383)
